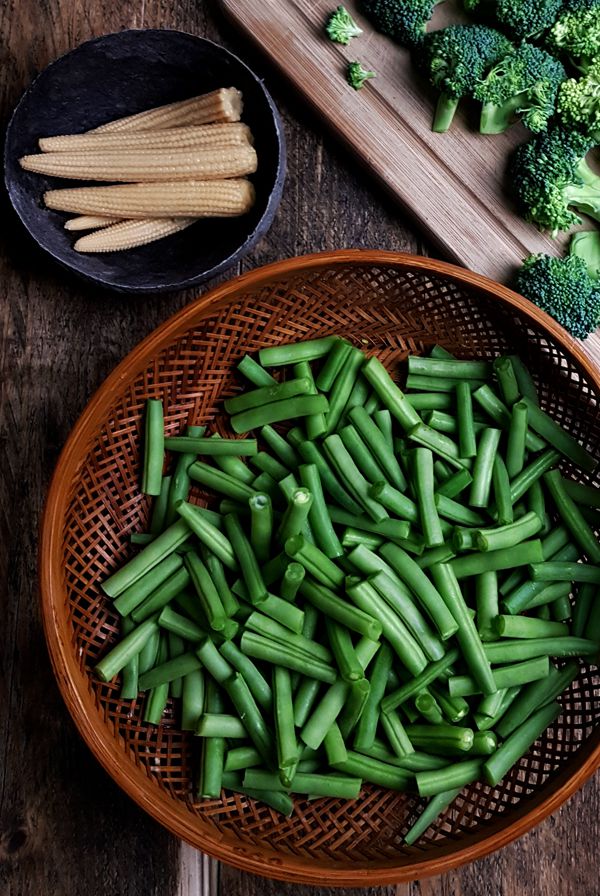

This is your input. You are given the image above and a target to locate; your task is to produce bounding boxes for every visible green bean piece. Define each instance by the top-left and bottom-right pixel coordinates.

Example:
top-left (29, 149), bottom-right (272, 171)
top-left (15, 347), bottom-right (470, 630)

top-left (409, 393), bottom-right (454, 411)
top-left (429, 346), bottom-right (456, 359)
top-left (149, 475), bottom-right (172, 536)
top-left (296, 440), bottom-right (362, 514)
top-left (112, 553), bottom-right (183, 617)
top-left (260, 425), bottom-right (299, 470)
top-left (436, 468), bottom-right (473, 500)
top-left (522, 581), bottom-right (573, 612)
top-left (166, 437), bottom-right (257, 457)
top-left (430, 563), bottom-right (496, 695)
top-left (95, 616), bottom-right (159, 682)
top-left (496, 661), bottom-right (579, 738)
top-left (403, 786), bottom-right (462, 845)
top-left (231, 394), bottom-right (329, 435)
top-left (329, 505), bottom-right (412, 543)
top-left (223, 513), bottom-right (266, 604)
top-left (414, 448), bottom-right (445, 547)
top-left (408, 356), bottom-right (491, 379)
top-left (494, 614), bottom-right (569, 639)
top-left (189, 460), bottom-right (256, 502)
top-left (483, 701), bottom-right (561, 786)
top-left (476, 511), bottom-right (542, 554)
top-left (469, 427), bottom-right (501, 508)
top-left (449, 656), bottom-right (549, 696)
top-left (362, 356), bottom-right (422, 432)
top-left (373, 409), bottom-right (394, 451)
top-left (483, 637), bottom-right (597, 662)
top-left (407, 423), bottom-right (468, 470)
top-left (250, 451), bottom-right (289, 482)
top-left (175, 502), bottom-right (237, 570)
top-left (452, 527), bottom-right (478, 552)
top-left (429, 684), bottom-right (470, 723)
top-left (324, 434), bottom-right (389, 522)
top-left (476, 571), bottom-right (499, 641)
top-left (130, 533), bottom-right (155, 545)
top-left (469, 731), bottom-right (498, 756)
top-left (143, 638), bottom-right (170, 726)
top-left (493, 356), bottom-right (520, 405)
top-left (278, 563), bottom-right (305, 603)
top-left (296, 360), bottom-right (328, 439)
top-left (200, 547), bottom-right (239, 618)
top-left (339, 423), bottom-right (388, 486)
top-left (196, 714), bottom-right (248, 738)
top-left (247, 769), bottom-right (363, 800)
top-left (362, 742), bottom-right (446, 772)
top-left (416, 758), bottom-right (481, 797)
top-left (142, 399), bottom-right (165, 496)
top-left (164, 424), bottom-right (205, 525)
top-left (333, 751), bottom-right (412, 791)
top-left (159, 606), bottom-right (204, 642)
top-left (223, 745), bottom-right (262, 772)
top-left (381, 648), bottom-right (460, 713)
top-left (246, 493), bottom-right (273, 564)
top-left (379, 544), bottom-right (459, 641)
top-left (293, 677), bottom-right (322, 727)
top-left (543, 470), bottom-right (600, 563)
top-left (406, 374), bottom-right (486, 392)
top-left (240, 632), bottom-right (337, 683)
top-left (473, 684), bottom-right (522, 731)
top-left (261, 553), bottom-right (291, 588)
top-left (414, 693), bottom-right (444, 726)
top-left (368, 480), bottom-right (418, 522)
top-left (326, 618), bottom-right (363, 682)
top-left (224, 672), bottom-right (274, 765)
top-left (238, 786), bottom-right (295, 816)
top-left (138, 627), bottom-right (160, 675)
top-left (406, 724), bottom-right (474, 754)
top-left (354, 643), bottom-right (393, 751)
top-left (477, 688), bottom-right (506, 718)
top-left (518, 397), bottom-right (596, 472)
top-left (433, 459), bottom-right (454, 482)
top-left (381, 709), bottom-right (415, 757)
top-left (246, 610), bottom-right (326, 660)
top-left (490, 457), bottom-right (513, 528)
top-left (102, 519), bottom-right (192, 598)
top-left (184, 552), bottom-right (227, 631)
top-left (349, 406), bottom-right (407, 490)
top-left (316, 339), bottom-right (352, 390)
top-left (278, 488), bottom-right (314, 544)
top-left (346, 578), bottom-right (427, 675)
top-left (300, 679), bottom-right (349, 749)
top-left (324, 350), bottom-right (368, 434)
top-left (181, 668), bottom-right (205, 731)
top-left (129, 565), bottom-right (191, 624)
top-left (219, 640), bottom-right (272, 712)
top-left (284, 534), bottom-right (344, 589)
top-left (505, 401), bottom-right (528, 480)
top-left (502, 542), bottom-right (578, 614)
top-left (258, 594), bottom-right (305, 634)
top-left (338, 678), bottom-right (371, 740)
top-left (529, 562), bottom-right (600, 584)
top-left (510, 449), bottom-right (560, 504)
top-left (455, 381), bottom-right (476, 458)
top-left (370, 570), bottom-right (445, 662)
top-left (273, 666), bottom-right (299, 775)
top-left (225, 378), bottom-right (312, 416)
top-left (197, 680), bottom-right (226, 798)
top-left (563, 479), bottom-right (600, 508)
top-left (449, 540), bottom-right (544, 579)
top-left (416, 544), bottom-right (456, 570)
top-left (120, 617), bottom-right (139, 699)
top-left (237, 354), bottom-right (277, 386)
top-left (573, 583), bottom-right (597, 637)
top-left (473, 385), bottom-right (545, 451)
top-left (299, 463), bottom-right (343, 559)
top-left (507, 355), bottom-right (539, 404)
top-left (424, 410), bottom-right (463, 435)
top-left (259, 337), bottom-right (337, 367)
top-left (324, 722), bottom-right (348, 766)
top-left (166, 631), bottom-right (185, 698)
top-left (435, 494), bottom-right (485, 527)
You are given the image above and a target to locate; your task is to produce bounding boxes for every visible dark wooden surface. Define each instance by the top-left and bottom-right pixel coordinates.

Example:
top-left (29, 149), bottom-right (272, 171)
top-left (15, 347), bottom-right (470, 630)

top-left (0, 2), bottom-right (598, 895)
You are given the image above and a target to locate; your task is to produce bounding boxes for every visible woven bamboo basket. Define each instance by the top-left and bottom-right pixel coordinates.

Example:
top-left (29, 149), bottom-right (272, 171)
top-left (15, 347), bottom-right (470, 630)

top-left (40, 250), bottom-right (600, 886)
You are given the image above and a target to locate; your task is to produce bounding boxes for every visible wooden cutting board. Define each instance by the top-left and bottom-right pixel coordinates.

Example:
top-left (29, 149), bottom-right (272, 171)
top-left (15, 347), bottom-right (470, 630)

top-left (219, 0), bottom-right (600, 367)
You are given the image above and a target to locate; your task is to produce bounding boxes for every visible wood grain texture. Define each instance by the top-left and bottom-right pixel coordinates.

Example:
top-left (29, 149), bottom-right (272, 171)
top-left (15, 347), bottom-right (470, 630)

top-left (0, 1), bottom-right (599, 895)
top-left (217, 0), bottom-right (600, 369)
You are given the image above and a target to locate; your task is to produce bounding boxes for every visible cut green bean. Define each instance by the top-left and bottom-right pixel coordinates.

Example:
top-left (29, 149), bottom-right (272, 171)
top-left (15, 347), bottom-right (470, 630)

top-left (280, 562), bottom-right (306, 602)
top-left (326, 618), bottom-right (363, 682)
top-left (456, 381), bottom-right (477, 458)
top-left (414, 448), bottom-right (444, 547)
top-left (371, 570), bottom-right (445, 662)
top-left (225, 672), bottom-right (273, 765)
top-left (473, 385), bottom-right (545, 451)
top-left (165, 425), bottom-right (205, 526)
top-left (224, 745), bottom-right (262, 772)
top-left (333, 752), bottom-right (411, 791)
top-left (573, 583), bottom-right (597, 637)
top-left (414, 693), bottom-right (444, 726)
top-left (403, 787), bottom-right (462, 845)
top-left (324, 722), bottom-right (348, 767)
top-left (416, 758), bottom-right (481, 797)
top-left (506, 401), bottom-right (528, 480)
top-left (138, 627), bottom-right (160, 675)
top-left (349, 406), bottom-right (407, 490)
top-left (248, 493), bottom-right (273, 563)
top-left (563, 480), bottom-right (600, 508)
top-left (435, 494), bottom-right (484, 527)
top-left (368, 481), bottom-right (418, 522)
top-left (316, 339), bottom-right (352, 390)
top-left (175, 502), bottom-right (237, 570)
top-left (296, 440), bottom-right (362, 514)
top-left (483, 637), bottom-right (597, 662)
top-left (102, 519), bottom-right (192, 598)
top-left (406, 374), bottom-right (485, 392)
top-left (250, 451), bottom-right (289, 481)
top-left (299, 578), bottom-right (382, 640)
top-left (165, 436), bottom-right (258, 456)
top-left (469, 731), bottom-right (498, 755)
top-left (519, 397), bottom-right (596, 473)
top-left (219, 640), bottom-right (272, 711)
top-left (138, 650), bottom-right (201, 691)
top-left (259, 337), bottom-right (337, 367)
top-left (436, 469), bottom-right (473, 500)
top-left (293, 677), bottom-right (322, 728)
top-left (184, 552), bottom-right (226, 631)
top-left (496, 661), bottom-right (579, 738)
top-left (95, 616), bottom-right (159, 682)
top-left (529, 562), bottom-right (600, 584)
top-left (476, 571), bottom-right (499, 641)
top-left (142, 398), bottom-right (164, 496)
top-left (470, 427), bottom-right (501, 508)
top-left (237, 354), bottom-right (277, 386)
top-left (476, 511), bottom-right (542, 553)
top-left (507, 355), bottom-right (538, 403)
top-left (231, 395), bottom-right (329, 435)
top-left (240, 631), bottom-right (337, 683)
top-left (338, 677), bottom-right (371, 740)
top-left (279, 489), bottom-right (314, 544)
top-left (149, 475), bottom-right (172, 536)
top-left (382, 709), bottom-right (415, 756)
top-left (260, 425), bottom-right (299, 469)
top-left (448, 656), bottom-right (549, 696)
top-left (225, 378), bottom-right (312, 416)
top-left (300, 679), bottom-right (349, 749)
top-left (483, 701), bottom-right (561, 786)
top-left (409, 356), bottom-right (492, 380)
top-left (494, 356), bottom-right (520, 405)
top-left (196, 714), bottom-right (248, 738)
top-left (382, 648), bottom-right (460, 713)
top-left (407, 423), bottom-right (468, 470)
top-left (354, 643), bottom-right (393, 751)
top-left (543, 470), bottom-right (600, 563)
top-left (120, 616), bottom-right (139, 699)
top-left (329, 505), bottom-right (412, 543)
top-left (285, 534), bottom-right (344, 588)
top-left (362, 356), bottom-right (422, 432)
top-left (324, 434), bottom-right (388, 522)
top-left (450, 540), bottom-right (544, 579)
top-left (373, 409), bottom-right (394, 450)
top-left (112, 553), bottom-right (183, 617)
top-left (322, 347), bottom-right (364, 434)
top-left (181, 667), bottom-right (205, 731)
top-left (224, 513), bottom-right (267, 604)
top-left (407, 724), bottom-right (474, 754)
top-left (299, 463), bottom-right (343, 559)
top-left (273, 666), bottom-right (299, 772)
top-left (143, 638), bottom-right (169, 725)
top-left (510, 449), bottom-right (560, 505)
top-left (408, 393), bottom-right (454, 411)
top-left (494, 615), bottom-right (569, 639)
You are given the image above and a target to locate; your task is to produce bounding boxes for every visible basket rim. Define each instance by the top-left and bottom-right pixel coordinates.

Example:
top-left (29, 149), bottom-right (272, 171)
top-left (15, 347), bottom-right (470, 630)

top-left (39, 248), bottom-right (600, 885)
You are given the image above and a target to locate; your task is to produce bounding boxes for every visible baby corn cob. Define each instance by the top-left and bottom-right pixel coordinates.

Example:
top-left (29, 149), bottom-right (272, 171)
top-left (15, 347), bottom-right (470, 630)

top-left (74, 217), bottom-right (197, 253)
top-left (64, 215), bottom-right (122, 231)
top-left (20, 144), bottom-right (257, 183)
top-left (39, 122), bottom-right (253, 153)
top-left (44, 179), bottom-right (256, 218)
top-left (90, 88), bottom-right (243, 134)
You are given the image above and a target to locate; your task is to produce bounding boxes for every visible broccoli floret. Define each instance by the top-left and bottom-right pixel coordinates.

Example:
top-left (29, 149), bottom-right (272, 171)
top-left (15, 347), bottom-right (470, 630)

top-left (361, 0), bottom-right (445, 47)
top-left (475, 43), bottom-right (566, 134)
top-left (515, 247), bottom-right (600, 339)
top-left (547, 4), bottom-right (600, 72)
top-left (422, 25), bottom-right (514, 131)
top-left (557, 58), bottom-right (600, 139)
top-left (509, 127), bottom-right (600, 235)
top-left (347, 61), bottom-right (377, 89)
top-left (465, 0), bottom-right (564, 40)
top-left (326, 6), bottom-right (364, 44)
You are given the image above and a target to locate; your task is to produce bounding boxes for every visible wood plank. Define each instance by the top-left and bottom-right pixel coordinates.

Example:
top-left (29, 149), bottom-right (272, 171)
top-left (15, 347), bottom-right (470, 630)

top-left (218, 0), bottom-right (600, 369)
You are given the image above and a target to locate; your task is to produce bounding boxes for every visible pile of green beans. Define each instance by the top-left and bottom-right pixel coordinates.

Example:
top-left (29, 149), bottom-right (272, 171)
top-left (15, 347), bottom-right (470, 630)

top-left (95, 339), bottom-right (600, 842)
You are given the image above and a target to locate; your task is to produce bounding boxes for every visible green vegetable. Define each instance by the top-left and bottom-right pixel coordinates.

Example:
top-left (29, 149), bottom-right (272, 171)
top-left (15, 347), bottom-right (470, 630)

top-left (326, 5), bottom-right (363, 44)
top-left (347, 61), bottom-right (377, 90)
top-left (361, 0), bottom-right (445, 47)
top-left (548, 2), bottom-right (600, 73)
top-left (465, 0), bottom-right (564, 40)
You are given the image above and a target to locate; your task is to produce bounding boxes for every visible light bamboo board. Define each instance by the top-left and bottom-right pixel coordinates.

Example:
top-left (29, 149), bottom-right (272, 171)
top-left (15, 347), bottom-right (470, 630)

top-left (219, 0), bottom-right (600, 367)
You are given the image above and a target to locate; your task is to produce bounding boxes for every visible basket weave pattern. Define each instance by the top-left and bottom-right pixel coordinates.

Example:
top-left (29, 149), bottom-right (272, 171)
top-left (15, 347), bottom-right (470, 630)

top-left (47, 254), bottom-right (600, 883)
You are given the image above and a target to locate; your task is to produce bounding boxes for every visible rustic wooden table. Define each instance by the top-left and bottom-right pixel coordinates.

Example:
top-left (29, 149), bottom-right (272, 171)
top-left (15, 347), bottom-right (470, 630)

top-left (1, 2), bottom-right (599, 895)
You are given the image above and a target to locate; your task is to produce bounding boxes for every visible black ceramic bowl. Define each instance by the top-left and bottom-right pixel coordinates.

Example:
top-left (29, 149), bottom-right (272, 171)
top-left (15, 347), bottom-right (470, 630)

top-left (4, 29), bottom-right (286, 293)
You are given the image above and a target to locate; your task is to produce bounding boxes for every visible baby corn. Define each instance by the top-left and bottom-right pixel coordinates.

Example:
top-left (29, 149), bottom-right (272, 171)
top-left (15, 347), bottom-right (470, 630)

top-left (64, 215), bottom-right (122, 230)
top-left (39, 122), bottom-right (253, 153)
top-left (90, 88), bottom-right (243, 134)
top-left (20, 144), bottom-right (257, 183)
top-left (44, 179), bottom-right (256, 218)
top-left (74, 217), bottom-right (197, 253)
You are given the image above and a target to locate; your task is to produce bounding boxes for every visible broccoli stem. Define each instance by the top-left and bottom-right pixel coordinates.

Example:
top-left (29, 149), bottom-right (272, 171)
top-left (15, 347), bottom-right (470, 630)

top-left (480, 94), bottom-right (527, 135)
top-left (563, 183), bottom-right (600, 223)
top-left (570, 231), bottom-right (600, 280)
top-left (433, 94), bottom-right (460, 133)
top-left (577, 158), bottom-right (600, 188)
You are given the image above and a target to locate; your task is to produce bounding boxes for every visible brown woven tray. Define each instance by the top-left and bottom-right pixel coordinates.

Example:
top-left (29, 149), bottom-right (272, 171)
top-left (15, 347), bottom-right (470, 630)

top-left (40, 250), bottom-right (600, 886)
